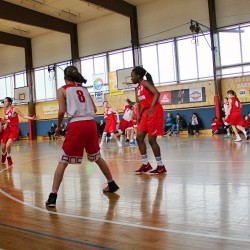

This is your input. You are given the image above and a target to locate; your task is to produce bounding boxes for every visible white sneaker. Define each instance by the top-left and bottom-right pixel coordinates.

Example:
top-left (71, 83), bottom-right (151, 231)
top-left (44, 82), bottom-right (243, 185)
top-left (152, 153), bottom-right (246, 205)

top-left (224, 134), bottom-right (231, 138)
top-left (117, 141), bottom-right (122, 148)
top-left (234, 138), bottom-right (242, 142)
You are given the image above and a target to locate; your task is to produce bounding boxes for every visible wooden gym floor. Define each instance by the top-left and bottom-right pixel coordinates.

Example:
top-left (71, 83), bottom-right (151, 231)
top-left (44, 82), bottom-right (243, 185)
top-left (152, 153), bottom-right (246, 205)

top-left (0, 135), bottom-right (250, 250)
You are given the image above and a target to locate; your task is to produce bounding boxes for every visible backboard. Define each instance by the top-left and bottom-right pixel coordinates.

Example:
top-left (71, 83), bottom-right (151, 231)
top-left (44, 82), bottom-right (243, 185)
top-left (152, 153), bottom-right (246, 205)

top-left (14, 86), bottom-right (30, 104)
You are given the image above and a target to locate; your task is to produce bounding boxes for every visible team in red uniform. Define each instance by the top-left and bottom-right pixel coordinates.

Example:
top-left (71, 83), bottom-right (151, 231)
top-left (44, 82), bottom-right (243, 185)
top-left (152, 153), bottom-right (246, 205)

top-left (46, 66), bottom-right (119, 207)
top-left (115, 99), bottom-right (135, 147)
top-left (1, 97), bottom-right (36, 166)
top-left (225, 90), bottom-right (249, 142)
top-left (129, 66), bottom-right (167, 174)
top-left (99, 101), bottom-right (121, 149)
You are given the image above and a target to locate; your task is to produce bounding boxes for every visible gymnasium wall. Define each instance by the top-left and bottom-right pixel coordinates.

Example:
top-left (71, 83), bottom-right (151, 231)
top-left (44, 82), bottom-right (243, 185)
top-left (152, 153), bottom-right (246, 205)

top-left (216, 0), bottom-right (250, 28)
top-left (78, 13), bottom-right (131, 57)
top-left (32, 32), bottom-right (71, 68)
top-left (136, 0), bottom-right (210, 44)
top-left (0, 45), bottom-right (25, 76)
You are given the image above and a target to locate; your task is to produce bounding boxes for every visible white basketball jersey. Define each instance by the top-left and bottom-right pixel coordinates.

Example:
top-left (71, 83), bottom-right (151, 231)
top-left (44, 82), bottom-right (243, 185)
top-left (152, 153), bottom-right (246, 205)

top-left (63, 84), bottom-right (95, 123)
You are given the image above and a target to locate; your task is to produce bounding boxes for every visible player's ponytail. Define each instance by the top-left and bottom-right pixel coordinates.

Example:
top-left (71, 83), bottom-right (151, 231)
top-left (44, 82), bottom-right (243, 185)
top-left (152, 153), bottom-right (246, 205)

top-left (64, 66), bottom-right (87, 84)
top-left (227, 89), bottom-right (240, 102)
top-left (132, 66), bottom-right (154, 85)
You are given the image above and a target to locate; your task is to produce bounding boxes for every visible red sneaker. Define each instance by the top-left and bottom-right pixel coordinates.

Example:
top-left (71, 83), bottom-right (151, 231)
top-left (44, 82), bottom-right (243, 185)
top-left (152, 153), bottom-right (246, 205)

top-left (135, 163), bottom-right (152, 174)
top-left (1, 153), bottom-right (7, 164)
top-left (149, 165), bottom-right (167, 175)
top-left (7, 156), bottom-right (13, 166)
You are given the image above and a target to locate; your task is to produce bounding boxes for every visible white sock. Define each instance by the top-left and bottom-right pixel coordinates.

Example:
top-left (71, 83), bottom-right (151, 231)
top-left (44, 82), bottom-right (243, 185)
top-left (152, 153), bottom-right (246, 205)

top-left (155, 156), bottom-right (163, 166)
top-left (141, 154), bottom-right (148, 165)
top-left (7, 153), bottom-right (11, 157)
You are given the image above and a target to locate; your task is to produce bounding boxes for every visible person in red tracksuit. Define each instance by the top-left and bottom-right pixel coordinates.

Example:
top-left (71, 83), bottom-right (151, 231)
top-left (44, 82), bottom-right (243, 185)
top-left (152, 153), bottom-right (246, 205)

top-left (211, 117), bottom-right (222, 134)
top-left (1, 97), bottom-right (36, 166)
top-left (225, 90), bottom-right (249, 142)
top-left (129, 66), bottom-right (167, 175)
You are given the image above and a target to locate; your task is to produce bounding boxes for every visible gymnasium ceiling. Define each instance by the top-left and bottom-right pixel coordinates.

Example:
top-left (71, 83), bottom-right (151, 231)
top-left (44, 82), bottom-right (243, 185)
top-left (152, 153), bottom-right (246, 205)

top-left (0, 0), bottom-right (153, 38)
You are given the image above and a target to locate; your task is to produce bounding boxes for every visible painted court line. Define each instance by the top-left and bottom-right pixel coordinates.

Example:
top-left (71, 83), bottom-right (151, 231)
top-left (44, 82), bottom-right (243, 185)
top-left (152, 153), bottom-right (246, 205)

top-left (0, 223), bottom-right (115, 250)
top-left (1, 158), bottom-right (250, 244)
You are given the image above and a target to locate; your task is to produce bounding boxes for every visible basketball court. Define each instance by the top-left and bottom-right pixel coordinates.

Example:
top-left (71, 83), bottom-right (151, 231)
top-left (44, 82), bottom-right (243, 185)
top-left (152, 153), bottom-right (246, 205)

top-left (0, 135), bottom-right (250, 249)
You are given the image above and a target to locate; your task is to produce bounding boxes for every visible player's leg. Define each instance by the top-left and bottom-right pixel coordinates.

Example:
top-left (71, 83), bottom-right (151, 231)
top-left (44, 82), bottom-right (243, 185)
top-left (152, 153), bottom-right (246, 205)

top-left (5, 138), bottom-right (14, 166)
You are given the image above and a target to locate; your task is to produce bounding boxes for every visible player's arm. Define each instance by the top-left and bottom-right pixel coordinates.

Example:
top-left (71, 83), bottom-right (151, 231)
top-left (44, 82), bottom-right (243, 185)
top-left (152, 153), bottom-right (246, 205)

top-left (90, 95), bottom-right (97, 113)
top-left (57, 87), bottom-right (66, 132)
top-left (13, 107), bottom-right (37, 120)
top-left (114, 109), bottom-right (120, 123)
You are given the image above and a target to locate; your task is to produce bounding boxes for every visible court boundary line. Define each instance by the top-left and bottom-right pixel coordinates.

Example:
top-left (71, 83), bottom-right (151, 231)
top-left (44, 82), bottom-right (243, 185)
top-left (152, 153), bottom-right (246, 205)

top-left (0, 223), bottom-right (115, 250)
top-left (1, 156), bottom-right (250, 244)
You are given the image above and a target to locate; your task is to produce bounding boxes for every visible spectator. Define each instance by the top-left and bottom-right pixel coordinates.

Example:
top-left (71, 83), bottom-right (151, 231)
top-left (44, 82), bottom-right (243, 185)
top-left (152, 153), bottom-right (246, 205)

top-left (222, 97), bottom-right (231, 138)
top-left (188, 113), bottom-right (203, 135)
top-left (169, 113), bottom-right (186, 136)
top-left (164, 112), bottom-right (174, 135)
top-left (61, 123), bottom-right (67, 137)
top-left (211, 117), bottom-right (223, 134)
top-left (97, 120), bottom-right (105, 138)
top-left (48, 123), bottom-right (57, 140)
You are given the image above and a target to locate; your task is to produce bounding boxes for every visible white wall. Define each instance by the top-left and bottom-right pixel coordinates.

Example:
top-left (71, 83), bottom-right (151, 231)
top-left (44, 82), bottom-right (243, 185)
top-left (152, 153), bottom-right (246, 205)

top-left (216, 0), bottom-right (250, 28)
top-left (137, 0), bottom-right (210, 44)
top-left (32, 32), bottom-right (71, 68)
top-left (0, 45), bottom-right (25, 75)
top-left (78, 13), bottom-right (131, 57)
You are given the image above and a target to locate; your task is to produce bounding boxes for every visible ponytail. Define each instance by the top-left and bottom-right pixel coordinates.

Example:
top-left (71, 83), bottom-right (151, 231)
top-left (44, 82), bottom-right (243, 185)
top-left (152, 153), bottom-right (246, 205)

top-left (132, 66), bottom-right (154, 85)
top-left (64, 66), bottom-right (87, 84)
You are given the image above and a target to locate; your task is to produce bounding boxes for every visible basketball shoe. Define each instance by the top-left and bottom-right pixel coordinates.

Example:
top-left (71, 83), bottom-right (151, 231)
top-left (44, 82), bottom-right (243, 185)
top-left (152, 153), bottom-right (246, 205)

top-left (45, 193), bottom-right (57, 207)
top-left (1, 153), bottom-right (7, 164)
top-left (135, 163), bottom-right (152, 174)
top-left (149, 165), bottom-right (167, 175)
top-left (7, 156), bottom-right (13, 166)
top-left (102, 181), bottom-right (119, 193)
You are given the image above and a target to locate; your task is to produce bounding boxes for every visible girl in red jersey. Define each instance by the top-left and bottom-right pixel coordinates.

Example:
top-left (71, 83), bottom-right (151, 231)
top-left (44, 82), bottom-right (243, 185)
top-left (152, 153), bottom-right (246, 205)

top-left (130, 66), bottom-right (167, 174)
top-left (0, 117), bottom-right (3, 145)
top-left (99, 101), bottom-right (121, 149)
top-left (115, 99), bottom-right (135, 147)
top-left (225, 90), bottom-right (249, 142)
top-left (1, 97), bottom-right (36, 166)
top-left (46, 66), bottom-right (119, 207)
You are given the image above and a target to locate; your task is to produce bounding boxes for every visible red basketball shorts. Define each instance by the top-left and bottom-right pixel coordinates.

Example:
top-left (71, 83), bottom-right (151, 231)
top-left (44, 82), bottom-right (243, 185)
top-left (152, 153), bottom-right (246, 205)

top-left (119, 119), bottom-right (133, 132)
top-left (1, 126), bottom-right (19, 144)
top-left (138, 103), bottom-right (164, 136)
top-left (104, 119), bottom-right (116, 133)
top-left (225, 112), bottom-right (242, 126)
top-left (60, 120), bottom-right (100, 164)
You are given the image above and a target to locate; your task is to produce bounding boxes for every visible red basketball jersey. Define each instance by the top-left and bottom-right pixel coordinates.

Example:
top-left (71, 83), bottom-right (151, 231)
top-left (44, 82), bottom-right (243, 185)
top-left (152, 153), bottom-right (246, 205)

top-left (231, 97), bottom-right (241, 113)
top-left (137, 80), bottom-right (154, 108)
top-left (104, 107), bottom-right (116, 121)
top-left (4, 107), bottom-right (19, 126)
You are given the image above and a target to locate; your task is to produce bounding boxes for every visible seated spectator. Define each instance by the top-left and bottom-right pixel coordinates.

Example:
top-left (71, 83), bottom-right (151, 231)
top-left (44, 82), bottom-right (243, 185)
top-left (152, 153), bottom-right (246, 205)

top-left (48, 123), bottom-right (57, 140)
top-left (188, 113), bottom-right (203, 135)
top-left (211, 117), bottom-right (223, 134)
top-left (246, 113), bottom-right (250, 128)
top-left (61, 123), bottom-right (67, 137)
top-left (97, 120), bottom-right (106, 138)
top-left (169, 113), bottom-right (187, 136)
top-left (164, 112), bottom-right (174, 135)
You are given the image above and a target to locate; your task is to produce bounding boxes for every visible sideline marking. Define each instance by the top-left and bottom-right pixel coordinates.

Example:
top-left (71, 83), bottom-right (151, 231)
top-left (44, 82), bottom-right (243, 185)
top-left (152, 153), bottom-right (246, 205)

top-left (0, 223), bottom-right (115, 250)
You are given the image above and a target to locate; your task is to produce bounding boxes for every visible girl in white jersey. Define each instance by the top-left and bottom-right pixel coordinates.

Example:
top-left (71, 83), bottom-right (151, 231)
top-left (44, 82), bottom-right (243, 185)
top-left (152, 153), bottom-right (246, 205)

top-left (46, 66), bottom-right (119, 207)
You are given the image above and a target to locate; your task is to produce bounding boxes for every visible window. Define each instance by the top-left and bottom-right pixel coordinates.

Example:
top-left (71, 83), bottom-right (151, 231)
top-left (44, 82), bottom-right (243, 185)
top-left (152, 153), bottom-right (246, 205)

top-left (34, 67), bottom-right (56, 101)
top-left (157, 41), bottom-right (176, 83)
top-left (15, 72), bottom-right (27, 88)
top-left (0, 75), bottom-right (14, 100)
top-left (240, 25), bottom-right (250, 63)
top-left (109, 49), bottom-right (134, 72)
top-left (177, 37), bottom-right (198, 81)
top-left (81, 54), bottom-right (108, 93)
top-left (141, 45), bottom-right (159, 84)
top-left (219, 29), bottom-right (241, 66)
top-left (56, 61), bottom-right (72, 89)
